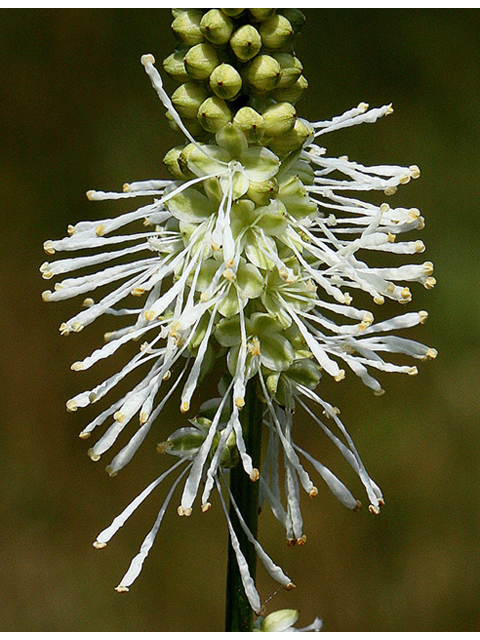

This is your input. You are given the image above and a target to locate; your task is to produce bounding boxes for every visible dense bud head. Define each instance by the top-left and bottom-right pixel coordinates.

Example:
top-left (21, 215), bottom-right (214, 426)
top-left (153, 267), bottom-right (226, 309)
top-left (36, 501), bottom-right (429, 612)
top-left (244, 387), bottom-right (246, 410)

top-left (197, 96), bottom-right (232, 132)
top-left (162, 48), bottom-right (189, 83)
top-left (200, 9), bottom-right (234, 45)
top-left (248, 8), bottom-right (276, 22)
top-left (171, 82), bottom-right (209, 119)
top-left (171, 10), bottom-right (204, 45)
top-left (272, 52), bottom-right (303, 89)
top-left (262, 102), bottom-right (296, 138)
top-left (244, 54), bottom-right (281, 93)
top-left (233, 106), bottom-right (265, 144)
top-left (184, 42), bottom-right (220, 80)
top-left (230, 24), bottom-right (262, 62)
top-left (259, 14), bottom-right (294, 49)
top-left (272, 74), bottom-right (308, 104)
top-left (209, 63), bottom-right (242, 101)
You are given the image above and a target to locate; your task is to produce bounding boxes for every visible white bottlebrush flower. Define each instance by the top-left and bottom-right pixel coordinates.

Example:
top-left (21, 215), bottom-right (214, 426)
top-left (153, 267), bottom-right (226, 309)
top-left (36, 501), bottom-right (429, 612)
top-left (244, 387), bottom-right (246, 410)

top-left (42, 8), bottom-right (435, 619)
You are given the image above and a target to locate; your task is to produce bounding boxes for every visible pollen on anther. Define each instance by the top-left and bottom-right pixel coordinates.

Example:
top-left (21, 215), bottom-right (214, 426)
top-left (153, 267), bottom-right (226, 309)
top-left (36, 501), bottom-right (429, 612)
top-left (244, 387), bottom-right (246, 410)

top-left (309, 486), bottom-right (318, 498)
top-left (250, 468), bottom-right (260, 481)
top-left (202, 502), bottom-right (212, 513)
top-left (93, 541), bottom-right (107, 549)
top-left (297, 535), bottom-right (307, 546)
top-left (115, 585), bottom-right (129, 593)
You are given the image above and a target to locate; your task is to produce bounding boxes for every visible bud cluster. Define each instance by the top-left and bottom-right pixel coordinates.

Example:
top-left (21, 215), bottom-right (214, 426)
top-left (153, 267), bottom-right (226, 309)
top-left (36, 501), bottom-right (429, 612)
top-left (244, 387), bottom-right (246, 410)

top-left (163, 8), bottom-right (308, 158)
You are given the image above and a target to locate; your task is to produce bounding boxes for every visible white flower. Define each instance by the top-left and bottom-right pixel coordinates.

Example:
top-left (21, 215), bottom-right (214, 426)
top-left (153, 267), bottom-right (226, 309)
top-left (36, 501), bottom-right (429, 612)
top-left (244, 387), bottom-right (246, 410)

top-left (42, 47), bottom-right (435, 611)
top-left (254, 609), bottom-right (322, 632)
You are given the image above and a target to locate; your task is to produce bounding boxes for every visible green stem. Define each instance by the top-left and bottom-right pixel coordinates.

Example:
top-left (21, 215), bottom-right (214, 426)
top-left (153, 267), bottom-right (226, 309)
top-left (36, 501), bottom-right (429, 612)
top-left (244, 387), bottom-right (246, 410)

top-left (225, 379), bottom-right (263, 632)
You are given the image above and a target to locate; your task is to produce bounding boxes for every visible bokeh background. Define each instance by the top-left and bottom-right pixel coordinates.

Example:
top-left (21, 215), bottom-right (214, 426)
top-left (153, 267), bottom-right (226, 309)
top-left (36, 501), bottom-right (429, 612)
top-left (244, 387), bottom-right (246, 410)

top-left (1, 7), bottom-right (479, 632)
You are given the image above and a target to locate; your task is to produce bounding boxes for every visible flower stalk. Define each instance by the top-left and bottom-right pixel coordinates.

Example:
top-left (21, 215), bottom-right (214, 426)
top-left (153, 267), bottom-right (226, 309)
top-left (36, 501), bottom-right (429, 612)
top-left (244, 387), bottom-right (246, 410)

top-left (225, 380), bottom-right (263, 631)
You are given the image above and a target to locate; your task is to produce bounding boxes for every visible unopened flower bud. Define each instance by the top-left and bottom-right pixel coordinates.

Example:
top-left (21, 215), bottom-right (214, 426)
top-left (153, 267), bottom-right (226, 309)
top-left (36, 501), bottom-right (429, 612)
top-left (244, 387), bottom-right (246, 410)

top-left (279, 9), bottom-right (306, 33)
top-left (269, 118), bottom-right (314, 156)
top-left (244, 54), bottom-right (281, 93)
top-left (262, 102), bottom-right (296, 138)
top-left (184, 42), bottom-right (220, 80)
top-left (215, 122), bottom-right (248, 157)
top-left (197, 96), bottom-right (232, 133)
top-left (209, 63), bottom-right (242, 101)
top-left (272, 52), bottom-right (303, 89)
top-left (200, 9), bottom-right (234, 45)
top-left (259, 14), bottom-right (293, 49)
top-left (272, 74), bottom-right (308, 104)
top-left (163, 146), bottom-right (187, 180)
top-left (162, 48), bottom-right (189, 83)
top-left (171, 9), bottom-right (204, 46)
top-left (230, 24), bottom-right (262, 62)
top-left (221, 8), bottom-right (245, 17)
top-left (233, 106), bottom-right (265, 144)
top-left (171, 82), bottom-right (209, 119)
top-left (249, 8), bottom-right (276, 22)
top-left (246, 178), bottom-right (279, 205)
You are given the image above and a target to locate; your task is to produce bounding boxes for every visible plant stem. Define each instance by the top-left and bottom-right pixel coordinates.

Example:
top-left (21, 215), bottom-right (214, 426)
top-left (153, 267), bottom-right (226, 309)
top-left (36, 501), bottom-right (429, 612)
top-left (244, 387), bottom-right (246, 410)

top-left (225, 379), bottom-right (263, 632)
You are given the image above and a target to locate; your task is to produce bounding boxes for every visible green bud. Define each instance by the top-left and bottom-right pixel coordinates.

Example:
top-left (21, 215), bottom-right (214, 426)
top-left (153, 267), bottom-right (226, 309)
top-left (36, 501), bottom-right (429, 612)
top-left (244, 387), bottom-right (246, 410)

top-left (197, 96), bottom-right (232, 133)
top-left (209, 63), bottom-right (242, 101)
top-left (171, 82), bottom-right (209, 119)
top-left (163, 145), bottom-right (187, 180)
top-left (215, 122), bottom-right (248, 157)
top-left (230, 24), bottom-right (262, 62)
top-left (269, 118), bottom-right (314, 156)
top-left (246, 178), bottom-right (279, 206)
top-left (244, 54), bottom-right (281, 93)
top-left (162, 426), bottom-right (206, 458)
top-left (262, 102), bottom-right (296, 138)
top-left (272, 74), bottom-right (308, 104)
top-left (162, 48), bottom-right (190, 83)
top-left (278, 175), bottom-right (318, 220)
top-left (271, 52), bottom-right (303, 89)
top-left (171, 9), bottom-right (204, 46)
top-left (278, 9), bottom-right (306, 33)
top-left (200, 9), bottom-right (234, 45)
top-left (233, 106), bottom-right (265, 144)
top-left (259, 14), bottom-right (293, 49)
top-left (184, 42), bottom-right (220, 80)
top-left (221, 8), bottom-right (245, 17)
top-left (249, 8), bottom-right (276, 22)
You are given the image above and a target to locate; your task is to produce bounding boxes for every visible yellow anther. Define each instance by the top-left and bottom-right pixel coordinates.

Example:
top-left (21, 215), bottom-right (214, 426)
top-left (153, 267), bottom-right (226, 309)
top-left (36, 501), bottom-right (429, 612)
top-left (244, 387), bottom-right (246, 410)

top-left (297, 535), bottom-right (307, 546)
top-left (115, 585), bottom-right (129, 593)
top-left (415, 240), bottom-right (426, 253)
top-left (144, 310), bottom-right (156, 322)
top-left (82, 297), bottom-right (94, 307)
top-left (425, 277), bottom-right (436, 290)
top-left (131, 287), bottom-right (145, 297)
top-left (380, 203), bottom-right (390, 214)
top-left (88, 448), bottom-right (100, 462)
top-left (384, 186), bottom-right (397, 196)
top-left (388, 232), bottom-right (396, 243)
top-left (42, 290), bottom-right (52, 302)
top-left (66, 400), bottom-right (77, 412)
top-left (114, 411), bottom-right (126, 423)
top-left (201, 502), bottom-right (212, 513)
top-left (368, 504), bottom-right (380, 515)
top-left (250, 468), bottom-right (260, 481)
top-left (401, 287), bottom-right (412, 301)
top-left (93, 541), bottom-right (107, 549)
top-left (419, 310), bottom-right (429, 324)
top-left (71, 362), bottom-right (83, 371)
top-left (235, 397), bottom-right (245, 409)
top-left (223, 268), bottom-right (235, 282)
top-left (95, 224), bottom-right (105, 237)
top-left (309, 486), bottom-right (318, 498)
top-left (177, 506), bottom-right (192, 517)
top-left (409, 164), bottom-right (421, 179)
top-left (79, 431), bottom-right (91, 440)
top-left (43, 241), bottom-right (55, 255)
top-left (334, 369), bottom-right (345, 382)
top-left (180, 401), bottom-right (190, 414)
top-left (426, 348), bottom-right (438, 360)
top-left (407, 366), bottom-right (418, 376)
top-left (86, 190), bottom-right (95, 200)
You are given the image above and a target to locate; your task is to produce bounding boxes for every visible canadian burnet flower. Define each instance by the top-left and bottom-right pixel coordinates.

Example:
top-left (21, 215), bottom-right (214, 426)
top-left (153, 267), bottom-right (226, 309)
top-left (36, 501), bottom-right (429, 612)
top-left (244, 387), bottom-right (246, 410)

top-left (41, 8), bottom-right (436, 618)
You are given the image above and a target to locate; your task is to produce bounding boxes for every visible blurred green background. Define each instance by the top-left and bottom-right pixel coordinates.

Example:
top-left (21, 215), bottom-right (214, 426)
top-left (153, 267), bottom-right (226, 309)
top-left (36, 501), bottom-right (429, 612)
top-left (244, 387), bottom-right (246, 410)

top-left (1, 7), bottom-right (479, 632)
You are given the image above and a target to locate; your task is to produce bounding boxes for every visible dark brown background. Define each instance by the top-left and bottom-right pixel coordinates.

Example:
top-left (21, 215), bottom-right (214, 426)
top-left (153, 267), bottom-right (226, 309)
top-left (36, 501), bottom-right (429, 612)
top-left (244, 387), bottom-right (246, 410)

top-left (1, 8), bottom-right (479, 631)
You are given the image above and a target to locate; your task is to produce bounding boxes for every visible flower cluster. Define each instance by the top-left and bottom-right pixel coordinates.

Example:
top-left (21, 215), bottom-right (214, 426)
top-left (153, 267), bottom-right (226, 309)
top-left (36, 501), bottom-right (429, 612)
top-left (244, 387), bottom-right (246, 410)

top-left (41, 8), bottom-right (435, 616)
